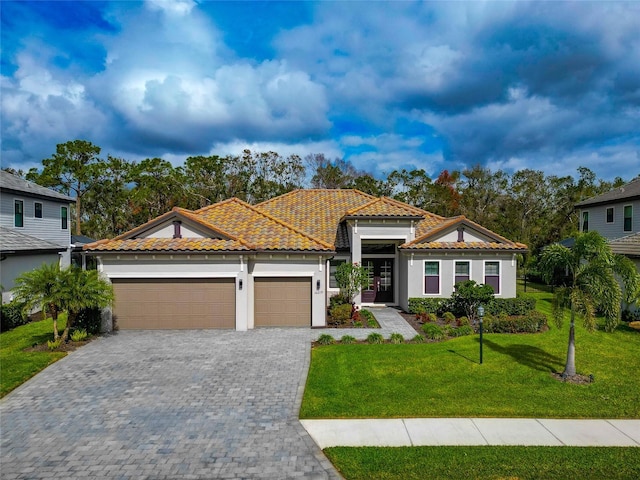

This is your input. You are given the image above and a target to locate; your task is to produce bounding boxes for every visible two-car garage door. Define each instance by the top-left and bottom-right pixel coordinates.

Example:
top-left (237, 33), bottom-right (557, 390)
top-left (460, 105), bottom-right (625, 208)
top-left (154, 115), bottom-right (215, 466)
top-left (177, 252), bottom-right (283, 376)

top-left (112, 278), bottom-right (235, 329)
top-left (112, 277), bottom-right (311, 329)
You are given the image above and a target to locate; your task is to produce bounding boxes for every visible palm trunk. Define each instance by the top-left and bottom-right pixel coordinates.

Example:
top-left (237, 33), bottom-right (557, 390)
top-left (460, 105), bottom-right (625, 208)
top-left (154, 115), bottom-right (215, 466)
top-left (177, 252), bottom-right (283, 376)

top-left (563, 304), bottom-right (576, 377)
top-left (49, 305), bottom-right (59, 341)
top-left (60, 312), bottom-right (75, 343)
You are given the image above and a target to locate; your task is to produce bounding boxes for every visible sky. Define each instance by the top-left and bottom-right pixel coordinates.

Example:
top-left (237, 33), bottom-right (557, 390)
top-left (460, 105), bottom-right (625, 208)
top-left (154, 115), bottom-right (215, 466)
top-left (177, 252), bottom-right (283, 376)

top-left (1, 0), bottom-right (639, 181)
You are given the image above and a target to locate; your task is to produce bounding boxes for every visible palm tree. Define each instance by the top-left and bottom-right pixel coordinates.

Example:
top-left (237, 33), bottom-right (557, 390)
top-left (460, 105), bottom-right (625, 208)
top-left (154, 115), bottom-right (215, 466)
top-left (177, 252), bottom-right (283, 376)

top-left (13, 264), bottom-right (114, 342)
top-left (13, 262), bottom-right (63, 340)
top-left (57, 267), bottom-right (113, 342)
top-left (539, 231), bottom-right (639, 377)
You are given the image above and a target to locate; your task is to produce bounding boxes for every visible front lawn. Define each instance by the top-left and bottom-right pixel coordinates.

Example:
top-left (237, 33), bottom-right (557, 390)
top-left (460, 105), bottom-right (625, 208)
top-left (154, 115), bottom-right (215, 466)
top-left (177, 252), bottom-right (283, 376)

top-left (0, 317), bottom-right (67, 397)
top-left (325, 446), bottom-right (640, 480)
top-left (301, 290), bottom-right (640, 418)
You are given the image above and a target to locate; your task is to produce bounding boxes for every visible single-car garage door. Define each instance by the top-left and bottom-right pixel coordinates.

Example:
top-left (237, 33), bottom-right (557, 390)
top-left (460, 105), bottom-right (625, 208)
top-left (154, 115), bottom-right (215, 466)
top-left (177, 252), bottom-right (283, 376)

top-left (254, 277), bottom-right (311, 327)
top-left (112, 278), bottom-right (235, 329)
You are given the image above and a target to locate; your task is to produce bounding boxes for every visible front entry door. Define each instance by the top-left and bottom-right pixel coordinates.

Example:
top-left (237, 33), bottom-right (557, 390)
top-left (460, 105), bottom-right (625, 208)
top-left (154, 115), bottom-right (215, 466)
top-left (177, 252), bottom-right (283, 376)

top-left (361, 259), bottom-right (394, 303)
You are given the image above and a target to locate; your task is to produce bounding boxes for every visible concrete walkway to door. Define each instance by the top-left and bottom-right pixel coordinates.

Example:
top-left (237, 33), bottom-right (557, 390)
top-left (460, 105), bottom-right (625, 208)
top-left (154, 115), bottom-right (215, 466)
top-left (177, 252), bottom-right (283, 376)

top-left (0, 329), bottom-right (341, 480)
top-left (313, 306), bottom-right (417, 340)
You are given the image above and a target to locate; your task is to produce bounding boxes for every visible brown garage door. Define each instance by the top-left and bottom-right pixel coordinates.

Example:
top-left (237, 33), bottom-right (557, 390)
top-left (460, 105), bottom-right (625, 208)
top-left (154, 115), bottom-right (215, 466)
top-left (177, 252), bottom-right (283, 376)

top-left (112, 278), bottom-right (235, 329)
top-left (254, 277), bottom-right (311, 327)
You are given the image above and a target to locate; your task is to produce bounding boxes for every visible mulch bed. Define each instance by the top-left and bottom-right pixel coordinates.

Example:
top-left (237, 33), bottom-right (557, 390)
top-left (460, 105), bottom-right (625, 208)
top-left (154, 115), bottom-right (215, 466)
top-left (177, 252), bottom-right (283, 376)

top-left (551, 372), bottom-right (594, 385)
top-left (25, 338), bottom-right (94, 353)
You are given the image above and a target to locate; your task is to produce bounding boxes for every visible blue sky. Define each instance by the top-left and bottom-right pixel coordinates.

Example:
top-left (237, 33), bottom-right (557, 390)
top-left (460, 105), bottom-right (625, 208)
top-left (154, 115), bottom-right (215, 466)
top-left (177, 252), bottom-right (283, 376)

top-left (2, 0), bottom-right (639, 180)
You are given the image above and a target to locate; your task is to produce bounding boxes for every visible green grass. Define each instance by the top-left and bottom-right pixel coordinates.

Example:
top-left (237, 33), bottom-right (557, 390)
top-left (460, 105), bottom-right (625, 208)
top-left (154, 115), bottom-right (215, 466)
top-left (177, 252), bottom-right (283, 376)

top-left (324, 446), bottom-right (640, 480)
top-left (0, 316), bottom-right (67, 397)
top-left (301, 288), bottom-right (640, 418)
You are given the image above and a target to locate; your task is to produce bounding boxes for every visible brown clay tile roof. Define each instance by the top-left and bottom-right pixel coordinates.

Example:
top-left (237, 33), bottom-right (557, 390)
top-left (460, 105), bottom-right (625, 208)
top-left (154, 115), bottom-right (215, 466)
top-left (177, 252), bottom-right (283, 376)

top-left (402, 241), bottom-right (528, 251)
top-left (86, 238), bottom-right (250, 252)
top-left (85, 189), bottom-right (526, 253)
top-left (255, 189), bottom-right (377, 246)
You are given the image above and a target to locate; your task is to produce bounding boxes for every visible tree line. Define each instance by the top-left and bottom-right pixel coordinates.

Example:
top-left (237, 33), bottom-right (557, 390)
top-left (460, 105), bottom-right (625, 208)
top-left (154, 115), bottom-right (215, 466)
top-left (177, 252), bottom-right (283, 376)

top-left (6, 140), bottom-right (636, 256)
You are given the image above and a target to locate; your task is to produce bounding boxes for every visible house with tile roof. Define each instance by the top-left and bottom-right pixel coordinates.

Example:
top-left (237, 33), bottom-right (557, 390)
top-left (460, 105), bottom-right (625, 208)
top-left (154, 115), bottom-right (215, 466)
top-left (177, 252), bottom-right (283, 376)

top-left (0, 171), bottom-right (75, 302)
top-left (85, 189), bottom-right (527, 331)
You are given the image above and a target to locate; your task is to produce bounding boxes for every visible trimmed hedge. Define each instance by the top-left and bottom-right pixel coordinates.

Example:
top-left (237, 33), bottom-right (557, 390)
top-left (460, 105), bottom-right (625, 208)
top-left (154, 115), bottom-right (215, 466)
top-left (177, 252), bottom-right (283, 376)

top-left (485, 297), bottom-right (536, 316)
top-left (408, 298), bottom-right (448, 315)
top-left (482, 311), bottom-right (548, 334)
top-left (0, 302), bottom-right (29, 332)
top-left (408, 296), bottom-right (536, 317)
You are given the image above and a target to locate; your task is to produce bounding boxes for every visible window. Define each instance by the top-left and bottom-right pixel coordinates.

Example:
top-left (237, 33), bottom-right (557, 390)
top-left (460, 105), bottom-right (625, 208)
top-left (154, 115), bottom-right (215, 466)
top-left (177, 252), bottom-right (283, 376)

top-left (61, 206), bottom-right (68, 230)
top-left (606, 207), bottom-right (614, 224)
top-left (484, 261), bottom-right (500, 295)
top-left (454, 261), bottom-right (470, 285)
top-left (35, 202), bottom-right (43, 219)
top-left (14, 200), bottom-right (24, 227)
top-left (424, 261), bottom-right (440, 294)
top-left (582, 211), bottom-right (589, 232)
top-left (624, 205), bottom-right (632, 232)
top-left (329, 259), bottom-right (346, 289)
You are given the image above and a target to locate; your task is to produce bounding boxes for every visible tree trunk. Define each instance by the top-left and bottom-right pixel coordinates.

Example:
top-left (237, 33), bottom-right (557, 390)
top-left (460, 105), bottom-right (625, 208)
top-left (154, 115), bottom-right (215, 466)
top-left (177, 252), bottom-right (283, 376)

top-left (49, 305), bottom-right (59, 341)
top-left (75, 194), bottom-right (82, 235)
top-left (60, 312), bottom-right (75, 343)
top-left (563, 305), bottom-right (577, 377)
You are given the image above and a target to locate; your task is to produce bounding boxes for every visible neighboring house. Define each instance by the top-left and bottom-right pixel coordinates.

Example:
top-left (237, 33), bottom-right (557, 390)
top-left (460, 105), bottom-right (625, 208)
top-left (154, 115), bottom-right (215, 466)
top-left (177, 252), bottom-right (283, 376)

top-left (0, 170), bottom-right (75, 302)
top-left (576, 178), bottom-right (640, 309)
top-left (85, 189), bottom-right (527, 331)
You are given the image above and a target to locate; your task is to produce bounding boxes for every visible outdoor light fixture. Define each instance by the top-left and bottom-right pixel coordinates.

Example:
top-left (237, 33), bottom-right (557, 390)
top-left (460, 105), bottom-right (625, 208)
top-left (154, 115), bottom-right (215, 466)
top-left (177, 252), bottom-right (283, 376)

top-left (477, 305), bottom-right (485, 364)
top-left (239, 279), bottom-right (243, 290)
top-left (316, 279), bottom-right (321, 291)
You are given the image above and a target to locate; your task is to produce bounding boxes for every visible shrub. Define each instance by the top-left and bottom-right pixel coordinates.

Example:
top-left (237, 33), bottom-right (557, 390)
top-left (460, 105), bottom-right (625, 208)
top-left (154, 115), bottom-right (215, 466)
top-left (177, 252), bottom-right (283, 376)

top-left (47, 339), bottom-right (62, 350)
top-left (360, 309), bottom-right (379, 328)
top-left (449, 280), bottom-right (495, 320)
top-left (0, 301), bottom-right (29, 332)
top-left (483, 311), bottom-right (548, 333)
top-left (457, 316), bottom-right (470, 327)
top-left (442, 325), bottom-right (454, 337)
top-left (486, 297), bottom-right (537, 316)
top-left (622, 310), bottom-right (640, 322)
top-left (330, 303), bottom-right (352, 325)
top-left (366, 332), bottom-right (384, 344)
top-left (389, 333), bottom-right (404, 344)
top-left (450, 325), bottom-right (474, 337)
top-left (317, 334), bottom-right (335, 345)
top-left (422, 323), bottom-right (445, 341)
top-left (353, 321), bottom-right (363, 327)
top-left (351, 310), bottom-right (362, 323)
top-left (443, 312), bottom-right (456, 324)
top-left (73, 307), bottom-right (102, 335)
top-left (341, 335), bottom-right (356, 344)
top-left (70, 329), bottom-right (88, 342)
top-left (407, 298), bottom-right (446, 315)
top-left (412, 334), bottom-right (425, 343)
top-left (329, 293), bottom-right (349, 310)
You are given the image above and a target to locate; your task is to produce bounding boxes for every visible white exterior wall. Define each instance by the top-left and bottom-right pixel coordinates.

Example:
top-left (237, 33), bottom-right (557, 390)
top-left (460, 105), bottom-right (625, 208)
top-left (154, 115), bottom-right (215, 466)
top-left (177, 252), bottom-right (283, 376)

top-left (96, 253), bottom-right (249, 331)
top-left (249, 255), bottom-right (329, 328)
top-left (403, 252), bottom-right (518, 301)
top-left (0, 194), bottom-right (72, 247)
top-left (438, 229), bottom-right (493, 242)
top-left (145, 223), bottom-right (206, 238)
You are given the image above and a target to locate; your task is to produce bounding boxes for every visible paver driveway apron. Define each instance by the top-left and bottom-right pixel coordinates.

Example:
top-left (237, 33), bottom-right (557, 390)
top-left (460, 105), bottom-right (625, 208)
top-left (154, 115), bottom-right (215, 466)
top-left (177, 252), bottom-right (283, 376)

top-left (0, 329), bottom-right (340, 480)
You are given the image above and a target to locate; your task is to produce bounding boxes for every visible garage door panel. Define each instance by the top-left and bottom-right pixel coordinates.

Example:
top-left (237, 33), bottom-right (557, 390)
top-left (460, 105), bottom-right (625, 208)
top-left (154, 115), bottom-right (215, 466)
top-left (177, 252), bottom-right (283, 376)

top-left (255, 277), bottom-right (310, 327)
top-left (112, 278), bottom-right (235, 329)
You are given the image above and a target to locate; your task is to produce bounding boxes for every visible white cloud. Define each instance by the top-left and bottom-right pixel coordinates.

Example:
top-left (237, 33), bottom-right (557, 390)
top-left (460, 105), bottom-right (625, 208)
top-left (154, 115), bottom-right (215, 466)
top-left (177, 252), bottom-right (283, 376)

top-left (145, 0), bottom-right (196, 16)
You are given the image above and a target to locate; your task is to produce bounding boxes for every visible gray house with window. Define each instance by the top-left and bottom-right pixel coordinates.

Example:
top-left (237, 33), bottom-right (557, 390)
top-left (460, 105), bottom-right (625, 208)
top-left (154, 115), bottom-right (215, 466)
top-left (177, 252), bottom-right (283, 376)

top-left (576, 177), bottom-right (640, 309)
top-left (0, 171), bottom-right (75, 302)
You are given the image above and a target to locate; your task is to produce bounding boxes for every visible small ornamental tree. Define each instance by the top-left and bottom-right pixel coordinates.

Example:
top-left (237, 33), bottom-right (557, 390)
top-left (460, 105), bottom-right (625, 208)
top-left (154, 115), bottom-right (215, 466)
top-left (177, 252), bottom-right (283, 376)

top-left (449, 280), bottom-right (495, 323)
top-left (335, 262), bottom-right (370, 304)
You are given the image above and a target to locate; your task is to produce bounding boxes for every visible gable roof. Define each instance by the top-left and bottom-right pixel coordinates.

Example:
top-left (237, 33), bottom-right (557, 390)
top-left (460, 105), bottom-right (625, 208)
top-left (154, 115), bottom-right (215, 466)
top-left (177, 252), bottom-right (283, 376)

top-left (84, 189), bottom-right (526, 254)
top-left (0, 170), bottom-right (75, 203)
top-left (575, 177), bottom-right (640, 207)
top-left (402, 215), bottom-right (527, 252)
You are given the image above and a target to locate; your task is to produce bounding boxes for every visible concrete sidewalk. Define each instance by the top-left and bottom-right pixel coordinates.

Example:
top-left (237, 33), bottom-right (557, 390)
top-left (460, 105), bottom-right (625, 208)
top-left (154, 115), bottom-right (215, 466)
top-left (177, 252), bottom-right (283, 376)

top-left (301, 418), bottom-right (640, 448)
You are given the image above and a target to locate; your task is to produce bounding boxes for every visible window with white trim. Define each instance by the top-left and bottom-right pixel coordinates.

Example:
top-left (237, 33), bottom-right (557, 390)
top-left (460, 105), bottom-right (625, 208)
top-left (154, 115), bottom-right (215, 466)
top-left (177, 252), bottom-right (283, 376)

top-left (424, 261), bottom-right (440, 294)
top-left (61, 206), bottom-right (68, 230)
top-left (35, 202), bottom-right (43, 219)
top-left (624, 205), bottom-right (632, 232)
top-left (14, 200), bottom-right (24, 227)
top-left (454, 261), bottom-right (470, 286)
top-left (606, 207), bottom-right (614, 224)
top-left (484, 261), bottom-right (500, 295)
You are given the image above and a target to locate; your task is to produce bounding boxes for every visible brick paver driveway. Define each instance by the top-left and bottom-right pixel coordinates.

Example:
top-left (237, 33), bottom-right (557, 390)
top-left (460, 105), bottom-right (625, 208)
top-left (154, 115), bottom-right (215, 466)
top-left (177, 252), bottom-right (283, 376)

top-left (1, 329), bottom-right (340, 479)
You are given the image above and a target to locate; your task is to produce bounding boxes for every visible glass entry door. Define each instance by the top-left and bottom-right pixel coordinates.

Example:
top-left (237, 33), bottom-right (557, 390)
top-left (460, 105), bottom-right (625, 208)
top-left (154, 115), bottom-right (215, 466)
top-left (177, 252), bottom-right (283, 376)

top-left (361, 259), bottom-right (394, 303)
